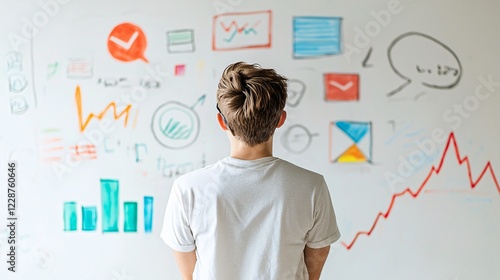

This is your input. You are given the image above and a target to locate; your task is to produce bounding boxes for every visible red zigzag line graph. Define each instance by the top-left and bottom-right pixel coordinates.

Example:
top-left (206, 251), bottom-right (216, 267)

top-left (219, 21), bottom-right (260, 33)
top-left (342, 132), bottom-right (500, 250)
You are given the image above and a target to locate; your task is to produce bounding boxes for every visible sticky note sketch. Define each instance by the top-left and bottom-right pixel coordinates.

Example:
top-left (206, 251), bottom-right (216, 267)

top-left (293, 16), bottom-right (342, 58)
top-left (329, 121), bottom-right (372, 163)
top-left (324, 73), bottom-right (359, 101)
top-left (167, 29), bottom-right (195, 53)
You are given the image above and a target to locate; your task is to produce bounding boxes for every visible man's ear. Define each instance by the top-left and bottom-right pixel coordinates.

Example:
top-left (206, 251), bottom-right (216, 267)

top-left (217, 113), bottom-right (229, 131)
top-left (277, 111), bottom-right (287, 128)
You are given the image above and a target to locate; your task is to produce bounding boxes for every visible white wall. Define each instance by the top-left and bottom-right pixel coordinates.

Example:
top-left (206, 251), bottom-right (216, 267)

top-left (1, 0), bottom-right (499, 279)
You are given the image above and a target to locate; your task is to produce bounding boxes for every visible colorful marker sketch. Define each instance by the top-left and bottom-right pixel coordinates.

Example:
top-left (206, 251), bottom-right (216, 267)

top-left (10, 96), bottom-right (29, 115)
top-left (10, 96), bottom-right (30, 115)
top-left (75, 86), bottom-right (132, 132)
top-left (386, 32), bottom-right (462, 97)
top-left (67, 57), bottom-right (93, 78)
top-left (108, 22), bottom-right (148, 63)
top-left (329, 121), bottom-right (372, 163)
top-left (140, 77), bottom-right (160, 89)
top-left (293, 16), bottom-right (342, 58)
top-left (174, 64), bottom-right (186, 76)
top-left (286, 79), bottom-right (306, 108)
top-left (5, 51), bottom-right (22, 72)
top-left (362, 47), bottom-right (374, 68)
top-left (8, 73), bottom-right (28, 93)
top-left (123, 202), bottom-right (138, 232)
top-left (63, 182), bottom-right (153, 234)
top-left (281, 124), bottom-right (317, 154)
top-left (144, 196), bottom-right (154, 233)
top-left (47, 61), bottom-right (59, 79)
top-left (5, 51), bottom-right (31, 115)
top-left (342, 132), bottom-right (500, 250)
top-left (151, 101), bottom-right (200, 149)
top-left (39, 128), bottom-right (64, 162)
top-left (97, 77), bottom-right (130, 88)
top-left (63, 202), bottom-right (77, 231)
top-left (167, 29), bottom-right (195, 53)
top-left (82, 206), bottom-right (97, 231)
top-left (134, 143), bottom-right (147, 162)
top-left (156, 156), bottom-right (206, 179)
top-left (324, 73), bottom-right (359, 101)
top-left (69, 143), bottom-right (97, 160)
top-left (101, 179), bottom-right (120, 233)
top-left (212, 10), bottom-right (272, 51)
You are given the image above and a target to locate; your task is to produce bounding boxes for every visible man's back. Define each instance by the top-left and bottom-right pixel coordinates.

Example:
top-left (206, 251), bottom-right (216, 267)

top-left (161, 156), bottom-right (340, 280)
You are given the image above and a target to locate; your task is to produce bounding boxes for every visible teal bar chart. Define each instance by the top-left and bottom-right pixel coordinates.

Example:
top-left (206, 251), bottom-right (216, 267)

top-left (63, 179), bottom-right (154, 233)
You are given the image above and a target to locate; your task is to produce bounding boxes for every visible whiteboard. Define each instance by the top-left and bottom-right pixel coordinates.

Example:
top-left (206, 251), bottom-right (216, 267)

top-left (1, 0), bottom-right (499, 279)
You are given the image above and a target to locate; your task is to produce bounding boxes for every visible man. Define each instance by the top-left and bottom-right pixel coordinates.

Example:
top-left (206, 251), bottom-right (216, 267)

top-left (161, 62), bottom-right (340, 279)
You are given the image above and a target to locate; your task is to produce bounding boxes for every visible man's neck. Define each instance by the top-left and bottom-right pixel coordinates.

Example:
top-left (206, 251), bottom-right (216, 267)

top-left (229, 136), bottom-right (274, 160)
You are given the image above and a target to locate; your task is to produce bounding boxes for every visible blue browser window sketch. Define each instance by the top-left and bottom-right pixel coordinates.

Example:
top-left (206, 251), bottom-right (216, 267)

top-left (293, 16), bottom-right (342, 58)
top-left (151, 101), bottom-right (200, 149)
top-left (329, 121), bottom-right (372, 163)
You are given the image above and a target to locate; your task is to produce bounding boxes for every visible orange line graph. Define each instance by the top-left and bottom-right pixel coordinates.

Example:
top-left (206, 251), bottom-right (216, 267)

top-left (342, 132), bottom-right (500, 250)
top-left (75, 86), bottom-right (132, 132)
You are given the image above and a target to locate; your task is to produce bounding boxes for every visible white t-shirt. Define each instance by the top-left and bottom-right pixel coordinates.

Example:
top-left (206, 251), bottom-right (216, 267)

top-left (161, 156), bottom-right (340, 280)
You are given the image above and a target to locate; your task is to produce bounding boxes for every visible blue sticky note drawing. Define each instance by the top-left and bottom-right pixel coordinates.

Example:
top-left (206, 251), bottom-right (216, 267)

top-left (82, 206), bottom-right (97, 231)
top-left (293, 16), bottom-right (342, 58)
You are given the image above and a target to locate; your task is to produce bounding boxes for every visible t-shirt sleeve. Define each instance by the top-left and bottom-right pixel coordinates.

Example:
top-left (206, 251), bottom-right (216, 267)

top-left (305, 179), bottom-right (341, 249)
top-left (160, 181), bottom-right (196, 252)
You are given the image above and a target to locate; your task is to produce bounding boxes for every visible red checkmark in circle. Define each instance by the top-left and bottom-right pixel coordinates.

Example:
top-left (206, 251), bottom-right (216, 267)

top-left (108, 22), bottom-right (149, 63)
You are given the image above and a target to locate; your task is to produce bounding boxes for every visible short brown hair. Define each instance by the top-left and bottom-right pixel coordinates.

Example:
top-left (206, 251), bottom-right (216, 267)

top-left (216, 62), bottom-right (288, 146)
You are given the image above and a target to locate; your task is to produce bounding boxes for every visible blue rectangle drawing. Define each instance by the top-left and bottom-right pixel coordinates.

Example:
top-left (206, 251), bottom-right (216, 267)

top-left (144, 196), bottom-right (154, 233)
top-left (101, 179), bottom-right (120, 232)
top-left (82, 206), bottom-right (97, 231)
top-left (293, 16), bottom-right (342, 58)
top-left (63, 202), bottom-right (77, 231)
top-left (124, 202), bottom-right (138, 232)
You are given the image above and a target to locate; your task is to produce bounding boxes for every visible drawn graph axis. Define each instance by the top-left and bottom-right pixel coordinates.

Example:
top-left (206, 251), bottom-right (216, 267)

top-left (342, 132), bottom-right (500, 250)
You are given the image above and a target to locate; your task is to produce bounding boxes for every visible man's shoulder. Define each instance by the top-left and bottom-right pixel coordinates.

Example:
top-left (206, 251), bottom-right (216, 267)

top-left (276, 158), bottom-right (324, 178)
top-left (271, 159), bottom-right (327, 190)
top-left (173, 162), bottom-right (218, 187)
